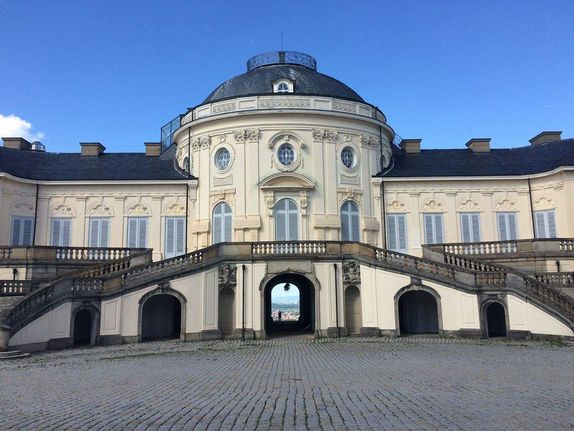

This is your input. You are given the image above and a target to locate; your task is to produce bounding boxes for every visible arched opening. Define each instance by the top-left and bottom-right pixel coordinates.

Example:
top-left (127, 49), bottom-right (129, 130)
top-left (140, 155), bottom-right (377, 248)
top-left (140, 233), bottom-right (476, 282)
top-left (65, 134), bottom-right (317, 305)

top-left (73, 309), bottom-right (94, 346)
top-left (218, 287), bottom-right (235, 337)
top-left (340, 201), bottom-right (360, 241)
top-left (212, 202), bottom-right (232, 244)
top-left (398, 290), bottom-right (439, 335)
top-left (344, 286), bottom-right (362, 335)
top-left (485, 302), bottom-right (507, 338)
top-left (141, 294), bottom-right (182, 341)
top-left (264, 274), bottom-right (314, 337)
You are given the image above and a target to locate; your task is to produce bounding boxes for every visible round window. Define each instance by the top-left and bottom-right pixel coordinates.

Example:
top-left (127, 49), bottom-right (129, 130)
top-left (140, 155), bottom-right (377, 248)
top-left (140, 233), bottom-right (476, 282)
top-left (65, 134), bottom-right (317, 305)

top-left (341, 146), bottom-right (355, 169)
top-left (214, 148), bottom-right (231, 170)
top-left (277, 143), bottom-right (295, 166)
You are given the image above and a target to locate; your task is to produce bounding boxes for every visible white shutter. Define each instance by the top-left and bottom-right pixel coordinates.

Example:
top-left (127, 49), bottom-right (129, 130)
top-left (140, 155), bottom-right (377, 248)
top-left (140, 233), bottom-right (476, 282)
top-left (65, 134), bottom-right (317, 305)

top-left (341, 204), bottom-right (350, 241)
top-left (138, 218), bottom-right (147, 248)
top-left (507, 213), bottom-right (517, 240)
top-left (100, 219), bottom-right (109, 247)
top-left (547, 210), bottom-right (557, 238)
top-left (165, 218), bottom-right (175, 257)
top-left (175, 217), bottom-right (185, 254)
top-left (51, 219), bottom-right (61, 246)
top-left (341, 201), bottom-right (360, 242)
top-left (127, 218), bottom-right (138, 248)
top-left (471, 214), bottom-right (480, 242)
top-left (387, 215), bottom-right (397, 251)
top-left (387, 214), bottom-right (407, 253)
top-left (461, 213), bottom-right (470, 243)
top-left (461, 213), bottom-right (480, 242)
top-left (287, 199), bottom-right (298, 240)
top-left (89, 219), bottom-right (99, 247)
top-left (275, 203), bottom-right (286, 240)
top-left (11, 218), bottom-right (21, 245)
top-left (535, 212), bottom-right (545, 238)
top-left (434, 214), bottom-right (444, 243)
top-left (22, 218), bottom-right (33, 245)
top-left (351, 207), bottom-right (360, 242)
top-left (224, 207), bottom-right (232, 242)
top-left (497, 213), bottom-right (518, 241)
top-left (62, 219), bottom-right (71, 246)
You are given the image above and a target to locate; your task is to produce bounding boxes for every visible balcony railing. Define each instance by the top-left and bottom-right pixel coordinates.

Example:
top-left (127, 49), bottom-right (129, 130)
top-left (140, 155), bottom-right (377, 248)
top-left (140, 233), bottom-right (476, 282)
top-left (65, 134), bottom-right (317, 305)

top-left (0, 280), bottom-right (32, 296)
top-left (0, 246), bottom-right (148, 264)
top-left (425, 238), bottom-right (574, 258)
top-left (535, 272), bottom-right (574, 287)
top-left (252, 241), bottom-right (327, 255)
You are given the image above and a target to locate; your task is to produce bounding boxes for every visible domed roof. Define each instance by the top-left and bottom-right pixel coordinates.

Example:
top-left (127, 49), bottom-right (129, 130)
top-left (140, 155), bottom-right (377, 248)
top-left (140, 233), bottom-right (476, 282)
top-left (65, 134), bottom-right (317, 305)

top-left (203, 51), bottom-right (364, 104)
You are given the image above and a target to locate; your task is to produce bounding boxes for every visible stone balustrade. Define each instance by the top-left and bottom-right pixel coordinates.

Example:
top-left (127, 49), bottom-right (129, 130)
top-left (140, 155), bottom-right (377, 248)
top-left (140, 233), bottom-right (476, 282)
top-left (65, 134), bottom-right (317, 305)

top-left (0, 246), bottom-right (148, 264)
top-left (0, 280), bottom-right (31, 296)
top-left (427, 238), bottom-right (574, 258)
top-left (560, 239), bottom-right (574, 251)
top-left (252, 241), bottom-right (327, 255)
top-left (535, 272), bottom-right (574, 286)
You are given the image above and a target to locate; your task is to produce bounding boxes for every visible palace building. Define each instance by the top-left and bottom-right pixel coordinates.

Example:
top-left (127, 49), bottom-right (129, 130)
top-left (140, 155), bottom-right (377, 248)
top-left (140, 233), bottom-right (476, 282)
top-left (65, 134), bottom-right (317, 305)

top-left (1, 51), bottom-right (573, 352)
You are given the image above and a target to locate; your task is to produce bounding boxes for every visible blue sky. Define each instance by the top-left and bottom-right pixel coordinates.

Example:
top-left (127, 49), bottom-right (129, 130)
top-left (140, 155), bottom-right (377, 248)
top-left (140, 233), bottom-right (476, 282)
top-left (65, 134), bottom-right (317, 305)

top-left (1, 1), bottom-right (572, 153)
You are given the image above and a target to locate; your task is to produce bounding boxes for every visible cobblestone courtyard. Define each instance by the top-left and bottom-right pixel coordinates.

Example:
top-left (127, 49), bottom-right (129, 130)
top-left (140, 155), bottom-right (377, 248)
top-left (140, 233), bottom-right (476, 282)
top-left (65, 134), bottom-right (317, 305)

top-left (1, 337), bottom-right (573, 430)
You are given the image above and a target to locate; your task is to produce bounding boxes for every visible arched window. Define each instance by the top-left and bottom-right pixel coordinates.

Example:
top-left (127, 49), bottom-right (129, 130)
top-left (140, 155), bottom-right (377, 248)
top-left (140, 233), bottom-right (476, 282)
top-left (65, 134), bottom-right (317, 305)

top-left (277, 82), bottom-right (289, 93)
top-left (275, 198), bottom-right (299, 241)
top-left (341, 201), bottom-right (360, 241)
top-left (182, 156), bottom-right (190, 174)
top-left (212, 202), bottom-right (232, 244)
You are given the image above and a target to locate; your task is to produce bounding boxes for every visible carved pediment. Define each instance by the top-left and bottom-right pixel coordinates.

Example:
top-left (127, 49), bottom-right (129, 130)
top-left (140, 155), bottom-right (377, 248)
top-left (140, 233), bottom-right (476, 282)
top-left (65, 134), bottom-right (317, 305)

top-left (259, 172), bottom-right (315, 191)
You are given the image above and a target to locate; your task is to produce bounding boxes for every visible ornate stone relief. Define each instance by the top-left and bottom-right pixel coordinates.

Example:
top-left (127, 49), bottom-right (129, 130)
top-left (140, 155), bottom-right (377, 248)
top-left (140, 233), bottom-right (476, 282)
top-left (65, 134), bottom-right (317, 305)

top-left (299, 191), bottom-right (309, 217)
top-left (234, 129), bottom-right (259, 144)
top-left (191, 136), bottom-right (211, 151)
top-left (212, 102), bottom-right (236, 114)
top-left (213, 175), bottom-right (233, 187)
top-left (360, 134), bottom-right (379, 148)
top-left (343, 261), bottom-right (361, 286)
top-left (209, 190), bottom-right (235, 207)
top-left (457, 199), bottom-right (480, 211)
top-left (264, 191), bottom-right (275, 217)
top-left (259, 98), bottom-right (310, 108)
top-left (381, 144), bottom-right (393, 170)
top-left (269, 134), bottom-right (304, 171)
top-left (50, 203), bottom-right (75, 217)
top-left (386, 199), bottom-right (406, 212)
top-left (11, 202), bottom-right (35, 215)
top-left (534, 196), bottom-right (554, 210)
top-left (421, 199), bottom-right (444, 212)
top-left (127, 203), bottom-right (150, 216)
top-left (333, 101), bottom-right (356, 113)
top-left (312, 129), bottom-right (337, 143)
top-left (338, 188), bottom-right (363, 206)
top-left (218, 264), bottom-right (237, 287)
top-left (340, 174), bottom-right (360, 185)
top-left (88, 203), bottom-right (112, 216)
top-left (163, 202), bottom-right (186, 216)
top-left (496, 199), bottom-right (516, 211)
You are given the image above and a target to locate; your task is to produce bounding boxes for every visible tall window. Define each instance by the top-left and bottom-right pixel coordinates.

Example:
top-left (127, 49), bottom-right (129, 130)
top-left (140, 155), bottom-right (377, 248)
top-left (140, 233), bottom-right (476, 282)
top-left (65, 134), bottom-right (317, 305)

top-left (165, 217), bottom-right (185, 258)
top-left (212, 202), bottom-right (232, 244)
top-left (126, 217), bottom-right (148, 248)
top-left (460, 213), bottom-right (481, 243)
top-left (534, 210), bottom-right (557, 239)
top-left (51, 218), bottom-right (71, 247)
top-left (11, 216), bottom-right (34, 246)
top-left (88, 218), bottom-right (110, 247)
top-left (341, 201), bottom-right (360, 241)
top-left (423, 213), bottom-right (444, 244)
top-left (387, 214), bottom-right (408, 253)
top-left (497, 212), bottom-right (518, 241)
top-left (275, 198), bottom-right (299, 241)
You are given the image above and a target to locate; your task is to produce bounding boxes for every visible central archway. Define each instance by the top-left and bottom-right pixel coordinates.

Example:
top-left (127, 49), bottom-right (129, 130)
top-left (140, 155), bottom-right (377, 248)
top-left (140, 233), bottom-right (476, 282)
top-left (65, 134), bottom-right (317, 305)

top-left (73, 309), bottom-right (94, 346)
top-left (398, 289), bottom-right (440, 335)
top-left (264, 273), bottom-right (315, 337)
top-left (485, 302), bottom-right (507, 338)
top-left (141, 294), bottom-right (183, 341)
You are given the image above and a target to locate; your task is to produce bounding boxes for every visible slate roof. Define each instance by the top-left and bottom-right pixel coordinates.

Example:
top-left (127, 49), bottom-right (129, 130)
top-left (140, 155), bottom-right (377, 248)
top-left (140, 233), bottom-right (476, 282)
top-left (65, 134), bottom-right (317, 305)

top-left (203, 64), bottom-right (364, 104)
top-left (382, 139), bottom-right (574, 178)
top-left (0, 144), bottom-right (190, 181)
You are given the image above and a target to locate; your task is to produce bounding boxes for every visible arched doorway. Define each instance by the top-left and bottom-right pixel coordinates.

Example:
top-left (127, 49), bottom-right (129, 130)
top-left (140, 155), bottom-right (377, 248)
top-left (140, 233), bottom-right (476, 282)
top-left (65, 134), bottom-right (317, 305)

top-left (141, 294), bottom-right (182, 341)
top-left (345, 286), bottom-right (362, 335)
top-left (264, 274), bottom-right (315, 337)
top-left (398, 290), bottom-right (439, 335)
top-left (73, 309), bottom-right (94, 346)
top-left (485, 302), bottom-right (507, 338)
top-left (218, 287), bottom-right (235, 337)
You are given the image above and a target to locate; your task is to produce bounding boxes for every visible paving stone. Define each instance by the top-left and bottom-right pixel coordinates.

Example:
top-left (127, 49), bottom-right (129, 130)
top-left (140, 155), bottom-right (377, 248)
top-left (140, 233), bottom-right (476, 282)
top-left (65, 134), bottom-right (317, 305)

top-left (0, 337), bottom-right (573, 430)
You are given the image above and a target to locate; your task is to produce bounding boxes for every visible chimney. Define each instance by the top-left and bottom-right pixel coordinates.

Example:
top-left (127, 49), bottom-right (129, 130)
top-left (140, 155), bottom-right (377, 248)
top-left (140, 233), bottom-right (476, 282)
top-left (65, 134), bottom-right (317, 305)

top-left (80, 142), bottom-right (106, 157)
top-left (529, 131), bottom-right (562, 145)
top-left (465, 138), bottom-right (491, 153)
top-left (2, 137), bottom-right (32, 150)
top-left (145, 142), bottom-right (162, 157)
top-left (399, 138), bottom-right (421, 154)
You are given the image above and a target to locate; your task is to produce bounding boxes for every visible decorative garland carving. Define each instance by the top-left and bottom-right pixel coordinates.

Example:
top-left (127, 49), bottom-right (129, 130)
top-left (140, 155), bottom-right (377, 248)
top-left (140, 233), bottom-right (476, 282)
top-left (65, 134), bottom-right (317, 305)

top-left (50, 203), bottom-right (75, 217)
top-left (11, 202), bottom-right (34, 215)
top-left (338, 189), bottom-right (363, 206)
top-left (421, 199), bottom-right (444, 212)
top-left (496, 199), bottom-right (516, 211)
top-left (88, 203), bottom-right (112, 216)
top-left (218, 264), bottom-right (237, 287)
top-left (213, 175), bottom-right (233, 187)
top-left (340, 174), bottom-right (360, 185)
top-left (234, 129), bottom-right (259, 144)
top-left (163, 202), bottom-right (186, 216)
top-left (457, 199), bottom-right (480, 211)
top-left (212, 102), bottom-right (236, 114)
top-left (127, 203), bottom-right (150, 216)
top-left (343, 261), bottom-right (361, 286)
top-left (533, 196), bottom-right (554, 210)
top-left (387, 199), bottom-right (406, 212)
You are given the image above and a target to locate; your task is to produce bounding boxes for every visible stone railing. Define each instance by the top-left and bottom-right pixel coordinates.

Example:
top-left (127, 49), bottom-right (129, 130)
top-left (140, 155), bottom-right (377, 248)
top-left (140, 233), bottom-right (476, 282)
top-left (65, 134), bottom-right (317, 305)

top-left (7, 285), bottom-right (55, 327)
top-left (535, 272), bottom-right (574, 287)
top-left (252, 241), bottom-right (327, 255)
top-left (0, 280), bottom-right (32, 296)
top-left (427, 238), bottom-right (574, 258)
top-left (375, 249), bottom-right (458, 282)
top-left (56, 247), bottom-right (134, 261)
top-left (122, 249), bottom-right (204, 286)
top-left (71, 278), bottom-right (103, 293)
top-left (0, 246), bottom-right (148, 264)
top-left (523, 277), bottom-right (574, 321)
top-left (443, 253), bottom-right (505, 273)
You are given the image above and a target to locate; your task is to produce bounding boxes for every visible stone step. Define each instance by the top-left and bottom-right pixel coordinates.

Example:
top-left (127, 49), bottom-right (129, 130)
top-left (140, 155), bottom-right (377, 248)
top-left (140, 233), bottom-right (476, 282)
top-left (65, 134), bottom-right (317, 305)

top-left (0, 350), bottom-right (30, 360)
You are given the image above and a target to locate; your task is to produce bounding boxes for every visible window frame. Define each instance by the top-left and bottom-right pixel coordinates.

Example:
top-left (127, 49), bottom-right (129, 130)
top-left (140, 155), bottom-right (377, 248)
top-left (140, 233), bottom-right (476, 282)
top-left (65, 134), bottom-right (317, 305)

top-left (534, 209), bottom-right (557, 239)
top-left (50, 218), bottom-right (71, 247)
top-left (88, 218), bottom-right (110, 248)
top-left (126, 217), bottom-right (148, 249)
top-left (496, 212), bottom-right (518, 241)
top-left (274, 198), bottom-right (299, 241)
top-left (386, 213), bottom-right (408, 253)
top-left (423, 213), bottom-right (444, 245)
top-left (340, 200), bottom-right (360, 242)
top-left (164, 216), bottom-right (186, 258)
top-left (460, 212), bottom-right (481, 243)
top-left (212, 202), bottom-right (233, 244)
top-left (10, 216), bottom-right (35, 246)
